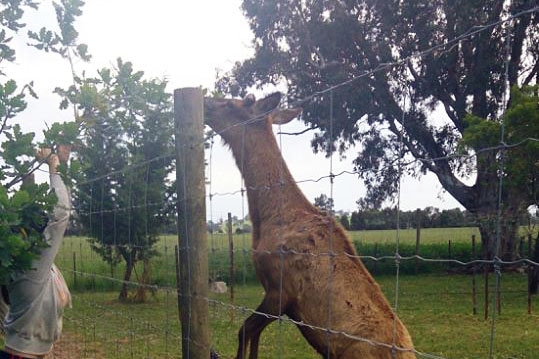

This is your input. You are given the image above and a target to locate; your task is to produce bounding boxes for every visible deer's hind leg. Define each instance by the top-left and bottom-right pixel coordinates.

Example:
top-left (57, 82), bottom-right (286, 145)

top-left (236, 290), bottom-right (289, 359)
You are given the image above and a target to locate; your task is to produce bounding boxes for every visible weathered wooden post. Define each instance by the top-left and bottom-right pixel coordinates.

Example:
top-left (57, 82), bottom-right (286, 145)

top-left (174, 87), bottom-right (209, 358)
top-left (448, 239), bottom-right (452, 270)
top-left (72, 251), bottom-right (77, 289)
top-left (415, 208), bottom-right (421, 274)
top-left (472, 235), bottom-right (477, 315)
top-left (227, 212), bottom-right (235, 321)
top-left (484, 265), bottom-right (489, 320)
top-left (528, 232), bottom-right (533, 314)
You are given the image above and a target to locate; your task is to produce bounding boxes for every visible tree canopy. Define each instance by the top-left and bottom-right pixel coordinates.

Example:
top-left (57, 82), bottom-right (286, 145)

top-left (58, 58), bottom-right (174, 301)
top-left (0, 0), bottom-right (85, 284)
top-left (221, 0), bottom-right (539, 259)
top-left (313, 193), bottom-right (334, 212)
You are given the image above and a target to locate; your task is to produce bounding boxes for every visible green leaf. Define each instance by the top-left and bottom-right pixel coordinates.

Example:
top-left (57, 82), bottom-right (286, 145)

top-left (76, 43), bottom-right (91, 61)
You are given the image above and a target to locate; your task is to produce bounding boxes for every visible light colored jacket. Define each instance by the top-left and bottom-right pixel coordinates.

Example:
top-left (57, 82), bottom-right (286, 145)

top-left (3, 173), bottom-right (70, 356)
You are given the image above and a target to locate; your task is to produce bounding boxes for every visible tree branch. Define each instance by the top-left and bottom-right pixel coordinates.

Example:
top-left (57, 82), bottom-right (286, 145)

top-left (5, 158), bottom-right (46, 189)
top-left (408, 64), bottom-right (461, 129)
top-left (523, 61), bottom-right (539, 86)
top-left (0, 115), bottom-right (8, 137)
top-left (277, 125), bottom-right (319, 136)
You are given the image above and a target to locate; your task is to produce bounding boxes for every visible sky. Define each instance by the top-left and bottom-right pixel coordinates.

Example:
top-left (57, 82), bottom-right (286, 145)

top-left (6, 0), bottom-right (464, 221)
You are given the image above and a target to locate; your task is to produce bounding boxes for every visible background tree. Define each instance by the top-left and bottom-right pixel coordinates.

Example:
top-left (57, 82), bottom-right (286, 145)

top-left (348, 206), bottom-right (475, 230)
top-left (0, 0), bottom-right (85, 285)
top-left (58, 59), bottom-right (174, 301)
top-left (350, 211), bottom-right (365, 230)
top-left (463, 85), bottom-right (538, 288)
top-left (220, 0), bottom-right (538, 260)
top-left (313, 193), bottom-right (334, 212)
top-left (339, 213), bottom-right (350, 230)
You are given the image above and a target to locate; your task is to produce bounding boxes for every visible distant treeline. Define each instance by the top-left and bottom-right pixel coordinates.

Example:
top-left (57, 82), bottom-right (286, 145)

top-left (86, 206), bottom-right (531, 237)
top-left (338, 207), bottom-right (477, 231)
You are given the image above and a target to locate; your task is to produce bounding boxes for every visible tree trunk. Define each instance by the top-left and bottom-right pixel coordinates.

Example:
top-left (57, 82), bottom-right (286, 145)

top-left (473, 150), bottom-right (525, 262)
top-left (119, 253), bottom-right (136, 301)
top-left (529, 232), bottom-right (539, 294)
top-left (477, 209), bottom-right (521, 261)
top-left (133, 258), bottom-right (151, 303)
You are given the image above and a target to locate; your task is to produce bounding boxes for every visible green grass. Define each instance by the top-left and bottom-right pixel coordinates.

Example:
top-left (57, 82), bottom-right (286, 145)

top-left (55, 227), bottom-right (534, 289)
top-left (57, 273), bottom-right (538, 358)
top-left (349, 227), bottom-right (481, 245)
top-left (4, 228), bottom-right (539, 358)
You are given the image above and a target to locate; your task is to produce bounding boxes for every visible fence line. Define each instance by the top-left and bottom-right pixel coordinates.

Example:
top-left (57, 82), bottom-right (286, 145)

top-left (54, 135), bottom-right (539, 216)
top-left (57, 232), bottom-right (537, 357)
top-left (44, 5), bottom-right (539, 358)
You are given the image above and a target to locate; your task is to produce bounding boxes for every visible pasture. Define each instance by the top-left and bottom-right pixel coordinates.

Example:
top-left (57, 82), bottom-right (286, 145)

top-left (58, 228), bottom-right (539, 358)
top-left (3, 228), bottom-right (539, 358)
top-left (60, 273), bottom-right (537, 358)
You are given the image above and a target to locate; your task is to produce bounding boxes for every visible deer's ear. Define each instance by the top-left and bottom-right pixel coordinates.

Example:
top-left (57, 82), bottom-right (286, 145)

top-left (243, 94), bottom-right (256, 107)
top-left (271, 108), bottom-right (302, 125)
top-left (252, 92), bottom-right (282, 113)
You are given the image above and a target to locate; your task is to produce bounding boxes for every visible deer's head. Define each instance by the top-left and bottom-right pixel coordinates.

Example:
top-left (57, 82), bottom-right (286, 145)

top-left (204, 93), bottom-right (302, 134)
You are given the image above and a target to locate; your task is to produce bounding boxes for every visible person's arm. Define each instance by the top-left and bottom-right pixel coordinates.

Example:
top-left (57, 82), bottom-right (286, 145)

top-left (33, 147), bottom-right (71, 277)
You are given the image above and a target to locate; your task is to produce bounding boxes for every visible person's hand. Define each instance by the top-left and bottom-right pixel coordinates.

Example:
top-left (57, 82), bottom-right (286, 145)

top-left (36, 148), bottom-right (60, 173)
top-left (36, 148), bottom-right (52, 162)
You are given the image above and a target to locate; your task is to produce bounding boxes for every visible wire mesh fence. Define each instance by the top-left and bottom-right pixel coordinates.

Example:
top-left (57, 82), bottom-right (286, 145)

top-left (2, 5), bottom-right (537, 358)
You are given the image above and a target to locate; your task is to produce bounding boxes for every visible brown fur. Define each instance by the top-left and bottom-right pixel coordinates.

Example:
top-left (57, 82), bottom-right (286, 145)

top-left (204, 93), bottom-right (415, 359)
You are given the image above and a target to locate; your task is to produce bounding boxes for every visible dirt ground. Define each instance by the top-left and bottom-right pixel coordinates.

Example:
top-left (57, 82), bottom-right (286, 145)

top-left (45, 333), bottom-right (85, 359)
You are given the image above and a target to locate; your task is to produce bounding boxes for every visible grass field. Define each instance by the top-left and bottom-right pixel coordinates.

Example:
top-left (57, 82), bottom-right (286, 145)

top-left (3, 228), bottom-right (539, 358)
top-left (60, 273), bottom-right (538, 358)
top-left (55, 227), bottom-right (535, 289)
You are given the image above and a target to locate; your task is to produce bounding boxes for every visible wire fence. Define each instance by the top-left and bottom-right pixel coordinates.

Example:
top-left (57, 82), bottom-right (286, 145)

top-left (10, 4), bottom-right (537, 358)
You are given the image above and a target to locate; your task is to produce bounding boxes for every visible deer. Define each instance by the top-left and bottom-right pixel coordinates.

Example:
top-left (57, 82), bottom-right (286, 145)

top-left (204, 93), bottom-right (416, 359)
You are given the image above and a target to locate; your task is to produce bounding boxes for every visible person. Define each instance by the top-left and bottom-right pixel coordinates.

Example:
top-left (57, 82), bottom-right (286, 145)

top-left (1, 145), bottom-right (71, 359)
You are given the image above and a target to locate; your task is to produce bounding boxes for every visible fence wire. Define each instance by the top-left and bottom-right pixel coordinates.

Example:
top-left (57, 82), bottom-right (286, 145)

top-left (13, 4), bottom-right (537, 358)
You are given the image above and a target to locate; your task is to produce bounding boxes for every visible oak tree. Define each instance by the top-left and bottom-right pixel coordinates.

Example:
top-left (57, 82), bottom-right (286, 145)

top-left (222, 0), bottom-right (539, 260)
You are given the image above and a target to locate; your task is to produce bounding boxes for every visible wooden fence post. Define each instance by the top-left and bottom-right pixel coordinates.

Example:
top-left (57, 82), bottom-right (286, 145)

top-left (174, 87), bottom-right (209, 358)
top-left (415, 209), bottom-right (421, 274)
top-left (373, 243), bottom-right (378, 274)
top-left (472, 235), bottom-right (477, 315)
top-left (527, 233), bottom-right (535, 314)
top-left (484, 265), bottom-right (489, 320)
top-left (448, 239), bottom-right (452, 271)
top-left (227, 213), bottom-right (235, 322)
top-left (175, 245), bottom-right (181, 313)
top-left (72, 252), bottom-right (77, 289)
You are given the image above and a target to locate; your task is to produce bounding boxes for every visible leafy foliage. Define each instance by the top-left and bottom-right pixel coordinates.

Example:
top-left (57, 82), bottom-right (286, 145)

top-left (0, 0), bottom-right (86, 283)
top-left (27, 0), bottom-right (90, 61)
top-left (224, 0), bottom-right (538, 259)
top-left (348, 206), bottom-right (477, 231)
top-left (313, 193), bottom-right (334, 212)
top-left (0, 182), bottom-right (56, 283)
top-left (57, 58), bottom-right (174, 300)
top-left (463, 86), bottom-right (539, 205)
top-left (503, 86), bottom-right (539, 204)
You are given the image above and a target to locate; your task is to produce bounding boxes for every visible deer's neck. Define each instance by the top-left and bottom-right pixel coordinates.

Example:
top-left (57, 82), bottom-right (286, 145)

top-left (223, 126), bottom-right (314, 229)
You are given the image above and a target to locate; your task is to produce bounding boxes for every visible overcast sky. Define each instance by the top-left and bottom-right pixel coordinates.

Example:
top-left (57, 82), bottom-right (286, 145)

top-left (7, 0), bottom-right (464, 220)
